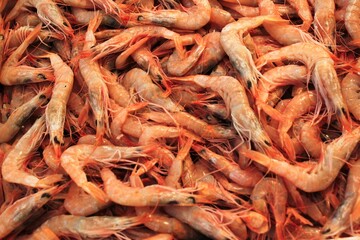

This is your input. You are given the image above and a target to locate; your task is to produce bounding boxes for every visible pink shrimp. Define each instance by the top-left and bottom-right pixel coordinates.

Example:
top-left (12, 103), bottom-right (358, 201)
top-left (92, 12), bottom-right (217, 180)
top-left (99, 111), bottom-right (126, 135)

top-left (345, 0), bottom-right (360, 46)
top-left (314, 0), bottom-right (336, 50)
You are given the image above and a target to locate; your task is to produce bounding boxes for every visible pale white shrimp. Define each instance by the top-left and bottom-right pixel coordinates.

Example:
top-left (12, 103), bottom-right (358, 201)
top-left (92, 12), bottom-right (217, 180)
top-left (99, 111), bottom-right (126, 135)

top-left (46, 53), bottom-right (74, 157)
top-left (2, 116), bottom-right (63, 188)
top-left (243, 126), bottom-right (360, 192)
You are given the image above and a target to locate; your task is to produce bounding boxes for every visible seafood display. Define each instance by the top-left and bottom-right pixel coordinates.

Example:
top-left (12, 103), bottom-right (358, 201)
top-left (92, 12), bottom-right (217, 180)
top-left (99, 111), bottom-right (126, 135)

top-left (0, 0), bottom-right (360, 239)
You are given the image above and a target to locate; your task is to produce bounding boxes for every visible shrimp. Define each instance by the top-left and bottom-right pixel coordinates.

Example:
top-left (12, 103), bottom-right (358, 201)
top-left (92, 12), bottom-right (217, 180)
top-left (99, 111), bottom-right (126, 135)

top-left (313, 0), bottom-right (336, 50)
top-left (209, 6), bottom-right (235, 29)
top-left (129, 0), bottom-right (211, 30)
top-left (0, 87), bottom-right (51, 143)
top-left (0, 24), bottom-right (54, 85)
top-left (220, 15), bottom-right (283, 94)
top-left (91, 26), bottom-right (180, 61)
top-left (164, 205), bottom-right (238, 240)
top-left (258, 0), bottom-right (315, 46)
top-left (71, 8), bottom-right (120, 28)
top-left (242, 126), bottom-right (360, 192)
top-left (192, 144), bottom-right (263, 187)
top-left (5, 0), bottom-right (73, 37)
top-left (0, 186), bottom-right (62, 239)
top-left (45, 53), bottom-right (74, 157)
top-left (122, 68), bottom-right (184, 112)
top-left (251, 178), bottom-right (288, 240)
top-left (101, 168), bottom-right (206, 206)
top-left (341, 68), bottom-right (360, 121)
top-left (257, 42), bottom-right (352, 132)
top-left (322, 159), bottom-right (360, 236)
top-left (167, 34), bottom-right (206, 77)
top-left (2, 116), bottom-right (63, 188)
top-left (299, 119), bottom-right (325, 159)
top-left (79, 13), bottom-right (110, 143)
top-left (187, 32), bottom-right (226, 75)
top-left (63, 183), bottom-right (111, 216)
top-left (173, 75), bottom-right (273, 151)
top-left (27, 215), bottom-right (144, 239)
top-left (277, 91), bottom-right (317, 161)
top-left (286, 0), bottom-right (313, 31)
top-left (345, 0), bottom-right (360, 46)
top-left (60, 144), bottom-right (153, 202)
top-left (141, 111), bottom-right (236, 140)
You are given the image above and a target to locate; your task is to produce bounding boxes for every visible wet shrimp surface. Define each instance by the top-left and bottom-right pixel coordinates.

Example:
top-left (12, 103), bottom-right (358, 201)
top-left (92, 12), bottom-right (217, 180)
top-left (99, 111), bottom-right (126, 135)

top-left (0, 0), bottom-right (360, 239)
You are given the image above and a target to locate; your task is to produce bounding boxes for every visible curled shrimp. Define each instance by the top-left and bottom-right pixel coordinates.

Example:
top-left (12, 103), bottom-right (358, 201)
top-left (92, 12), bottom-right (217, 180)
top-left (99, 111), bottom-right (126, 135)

top-left (60, 144), bottom-right (154, 202)
top-left (299, 119), bottom-right (325, 159)
top-left (46, 53), bottom-right (74, 157)
top-left (341, 66), bottom-right (360, 121)
top-left (314, 0), bottom-right (336, 50)
top-left (101, 168), bottom-right (207, 206)
top-left (2, 116), bottom-right (63, 188)
top-left (251, 178), bottom-right (288, 240)
top-left (0, 186), bottom-right (62, 239)
top-left (243, 126), bottom-right (360, 192)
top-left (0, 87), bottom-right (51, 143)
top-left (5, 0), bottom-right (73, 37)
top-left (345, 0), bottom-right (360, 46)
top-left (220, 15), bottom-right (283, 94)
top-left (286, 0), bottom-right (313, 31)
top-left (257, 42), bottom-right (352, 131)
top-left (27, 214), bottom-right (144, 239)
top-left (0, 24), bottom-right (54, 85)
top-left (129, 0), bottom-right (211, 30)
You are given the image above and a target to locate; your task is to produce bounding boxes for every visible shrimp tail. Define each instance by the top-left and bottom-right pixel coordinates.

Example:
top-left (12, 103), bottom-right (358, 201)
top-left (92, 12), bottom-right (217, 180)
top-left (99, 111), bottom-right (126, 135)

top-left (37, 174), bottom-right (64, 188)
top-left (241, 149), bottom-right (272, 167)
top-left (82, 182), bottom-right (108, 203)
top-left (337, 109), bottom-right (352, 132)
top-left (53, 144), bottom-right (62, 159)
top-left (281, 132), bottom-right (296, 162)
top-left (256, 101), bottom-right (284, 122)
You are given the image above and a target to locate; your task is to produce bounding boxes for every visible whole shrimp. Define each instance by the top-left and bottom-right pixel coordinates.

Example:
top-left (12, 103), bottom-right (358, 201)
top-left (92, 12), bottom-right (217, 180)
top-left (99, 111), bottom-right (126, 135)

top-left (322, 159), bottom-right (360, 237)
top-left (26, 214), bottom-right (144, 239)
top-left (341, 62), bottom-right (360, 121)
top-left (0, 24), bottom-right (54, 85)
top-left (0, 87), bottom-right (51, 143)
top-left (172, 75), bottom-right (273, 151)
top-left (220, 15), bottom-right (283, 94)
top-left (2, 116), bottom-right (63, 188)
top-left (257, 42), bottom-right (352, 131)
top-left (78, 13), bottom-right (110, 143)
top-left (243, 126), bottom-right (360, 192)
top-left (192, 144), bottom-right (263, 187)
top-left (60, 144), bottom-right (154, 202)
top-left (5, 0), bottom-right (73, 37)
top-left (345, 0), bottom-right (360, 46)
top-left (251, 178), bottom-right (288, 240)
top-left (314, 0), bottom-right (336, 50)
top-left (129, 0), bottom-right (211, 30)
top-left (101, 168), bottom-right (207, 206)
top-left (299, 119), bottom-right (326, 159)
top-left (46, 53), bottom-right (74, 157)
top-left (0, 186), bottom-right (62, 238)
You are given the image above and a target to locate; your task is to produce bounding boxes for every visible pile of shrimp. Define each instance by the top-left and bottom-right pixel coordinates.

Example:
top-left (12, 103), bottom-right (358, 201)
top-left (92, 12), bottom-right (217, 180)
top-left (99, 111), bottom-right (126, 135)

top-left (0, 0), bottom-right (360, 239)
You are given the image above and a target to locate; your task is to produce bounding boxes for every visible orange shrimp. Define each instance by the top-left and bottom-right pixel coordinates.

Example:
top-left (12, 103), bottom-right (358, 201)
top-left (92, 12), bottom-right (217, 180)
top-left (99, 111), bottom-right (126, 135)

top-left (192, 144), bottom-right (263, 187)
top-left (209, 5), bottom-right (235, 29)
top-left (60, 144), bottom-right (153, 202)
top-left (345, 0), bottom-right (360, 46)
top-left (0, 24), bottom-right (54, 85)
top-left (63, 183), bottom-right (111, 216)
top-left (341, 66), bottom-right (360, 121)
top-left (257, 42), bottom-right (352, 132)
top-left (5, 0), bottom-right (73, 37)
top-left (27, 215), bottom-right (144, 239)
top-left (79, 13), bottom-right (110, 143)
top-left (220, 15), bottom-right (284, 94)
top-left (71, 7), bottom-right (120, 28)
top-left (286, 0), bottom-right (313, 31)
top-left (243, 126), bottom-right (360, 192)
top-left (314, 0), bottom-right (336, 50)
top-left (299, 119), bottom-right (325, 159)
top-left (0, 87), bottom-right (51, 143)
top-left (2, 116), bottom-right (63, 188)
top-left (101, 168), bottom-right (206, 206)
top-left (129, 0), bottom-right (211, 30)
top-left (251, 178), bottom-right (288, 240)
top-left (46, 53), bottom-right (74, 157)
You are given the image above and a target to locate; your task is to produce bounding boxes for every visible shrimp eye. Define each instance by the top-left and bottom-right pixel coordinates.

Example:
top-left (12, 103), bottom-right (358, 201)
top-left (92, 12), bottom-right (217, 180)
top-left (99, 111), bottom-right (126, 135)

top-left (247, 80), bottom-right (252, 89)
top-left (321, 228), bottom-right (331, 234)
top-left (53, 136), bottom-right (61, 145)
top-left (39, 94), bottom-right (46, 99)
top-left (137, 15), bottom-right (144, 21)
top-left (167, 200), bottom-right (179, 205)
top-left (341, 107), bottom-right (347, 115)
top-left (0, 34), bottom-right (4, 40)
top-left (38, 74), bottom-right (46, 80)
top-left (187, 196), bottom-right (196, 203)
top-left (264, 140), bottom-right (272, 146)
top-left (41, 193), bottom-right (51, 198)
top-left (63, 21), bottom-right (69, 27)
